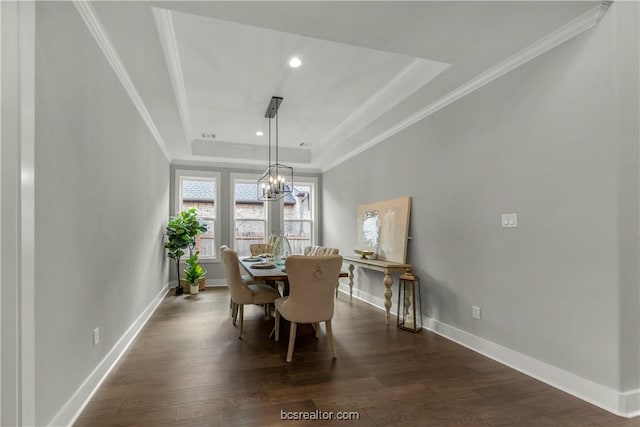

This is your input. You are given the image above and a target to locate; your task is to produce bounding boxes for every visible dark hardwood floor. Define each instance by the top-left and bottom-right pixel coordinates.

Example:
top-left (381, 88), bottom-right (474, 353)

top-left (75, 287), bottom-right (637, 426)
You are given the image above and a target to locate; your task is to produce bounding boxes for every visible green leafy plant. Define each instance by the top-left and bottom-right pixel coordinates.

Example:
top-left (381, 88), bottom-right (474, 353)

top-left (181, 208), bottom-right (208, 256)
top-left (183, 252), bottom-right (207, 284)
top-left (164, 208), bottom-right (208, 294)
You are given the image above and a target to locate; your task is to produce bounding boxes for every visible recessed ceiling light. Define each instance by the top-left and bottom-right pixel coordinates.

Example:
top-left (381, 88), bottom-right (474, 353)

top-left (288, 57), bottom-right (302, 68)
top-left (256, 131), bottom-right (264, 136)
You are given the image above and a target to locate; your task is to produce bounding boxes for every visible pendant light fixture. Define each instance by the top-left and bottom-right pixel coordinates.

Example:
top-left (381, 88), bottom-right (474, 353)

top-left (258, 96), bottom-right (293, 201)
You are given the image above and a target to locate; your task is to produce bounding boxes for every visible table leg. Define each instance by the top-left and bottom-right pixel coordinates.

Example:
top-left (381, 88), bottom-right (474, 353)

top-left (384, 271), bottom-right (393, 325)
top-left (348, 264), bottom-right (355, 298)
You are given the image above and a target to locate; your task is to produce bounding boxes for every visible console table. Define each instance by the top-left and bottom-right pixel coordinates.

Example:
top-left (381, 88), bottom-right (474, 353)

top-left (342, 256), bottom-right (413, 325)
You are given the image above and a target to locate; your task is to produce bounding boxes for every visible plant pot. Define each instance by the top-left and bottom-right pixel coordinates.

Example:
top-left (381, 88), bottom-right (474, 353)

top-left (181, 277), bottom-right (206, 293)
top-left (190, 283), bottom-right (199, 294)
top-left (180, 279), bottom-right (189, 294)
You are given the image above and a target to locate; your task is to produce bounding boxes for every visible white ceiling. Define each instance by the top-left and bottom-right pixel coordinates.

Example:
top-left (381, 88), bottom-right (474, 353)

top-left (85, 1), bottom-right (604, 172)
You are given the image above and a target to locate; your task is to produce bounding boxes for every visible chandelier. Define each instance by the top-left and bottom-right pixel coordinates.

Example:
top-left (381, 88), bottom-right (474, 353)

top-left (257, 96), bottom-right (293, 201)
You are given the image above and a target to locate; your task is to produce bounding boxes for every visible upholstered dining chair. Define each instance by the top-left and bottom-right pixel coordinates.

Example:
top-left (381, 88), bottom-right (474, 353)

top-left (250, 243), bottom-right (272, 256)
top-left (303, 245), bottom-right (339, 256)
top-left (222, 244), bottom-right (265, 285)
top-left (220, 245), bottom-right (235, 317)
top-left (221, 247), bottom-right (281, 339)
top-left (274, 255), bottom-right (343, 362)
top-left (303, 246), bottom-right (341, 296)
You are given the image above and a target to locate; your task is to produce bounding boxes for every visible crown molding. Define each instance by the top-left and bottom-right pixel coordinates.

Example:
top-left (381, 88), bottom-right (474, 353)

top-left (191, 139), bottom-right (311, 163)
top-left (73, 0), bottom-right (172, 162)
top-left (321, 4), bottom-right (607, 173)
top-left (171, 158), bottom-right (322, 174)
top-left (314, 57), bottom-right (450, 160)
top-left (597, 1), bottom-right (613, 22)
top-left (153, 8), bottom-right (193, 147)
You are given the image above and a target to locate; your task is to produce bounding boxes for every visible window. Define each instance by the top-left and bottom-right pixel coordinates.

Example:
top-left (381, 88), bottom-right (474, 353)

top-left (175, 170), bottom-right (220, 260)
top-left (231, 174), bottom-right (267, 257)
top-left (283, 177), bottom-right (317, 255)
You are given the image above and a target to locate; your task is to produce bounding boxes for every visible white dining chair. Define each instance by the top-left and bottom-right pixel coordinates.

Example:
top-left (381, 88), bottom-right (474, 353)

top-left (274, 255), bottom-right (343, 362)
top-left (221, 247), bottom-right (281, 338)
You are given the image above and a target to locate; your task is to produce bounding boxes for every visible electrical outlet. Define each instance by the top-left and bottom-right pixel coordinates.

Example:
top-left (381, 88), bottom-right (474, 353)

top-left (472, 306), bottom-right (481, 320)
top-left (93, 327), bottom-right (100, 346)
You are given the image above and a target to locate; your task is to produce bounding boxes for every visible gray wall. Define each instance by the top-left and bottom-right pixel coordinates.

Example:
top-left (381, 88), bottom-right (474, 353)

top-left (34, 3), bottom-right (170, 425)
top-left (169, 164), bottom-right (322, 282)
top-left (323, 2), bottom-right (638, 393)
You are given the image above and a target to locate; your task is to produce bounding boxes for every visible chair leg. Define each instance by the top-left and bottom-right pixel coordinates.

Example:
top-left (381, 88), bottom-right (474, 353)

top-left (264, 303), bottom-right (269, 318)
top-left (238, 305), bottom-right (244, 339)
top-left (326, 319), bottom-right (337, 359)
top-left (313, 322), bottom-right (320, 338)
top-left (286, 322), bottom-right (297, 362)
top-left (232, 303), bottom-right (238, 325)
top-left (276, 281), bottom-right (285, 296)
top-left (274, 310), bottom-right (281, 341)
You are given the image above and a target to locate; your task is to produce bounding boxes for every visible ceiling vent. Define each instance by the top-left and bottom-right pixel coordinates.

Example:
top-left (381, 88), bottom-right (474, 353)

top-left (200, 132), bottom-right (216, 139)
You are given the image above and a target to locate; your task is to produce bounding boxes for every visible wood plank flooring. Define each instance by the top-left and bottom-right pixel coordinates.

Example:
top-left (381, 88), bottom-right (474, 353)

top-left (74, 288), bottom-right (637, 426)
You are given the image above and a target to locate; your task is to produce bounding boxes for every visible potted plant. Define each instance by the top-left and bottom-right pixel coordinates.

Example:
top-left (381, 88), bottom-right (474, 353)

top-left (181, 208), bottom-right (208, 255)
top-left (179, 208), bottom-right (207, 292)
top-left (183, 252), bottom-right (206, 295)
top-left (164, 208), bottom-right (208, 295)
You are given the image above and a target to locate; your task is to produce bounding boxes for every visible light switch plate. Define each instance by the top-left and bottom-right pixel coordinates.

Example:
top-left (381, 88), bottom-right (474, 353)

top-left (501, 213), bottom-right (518, 228)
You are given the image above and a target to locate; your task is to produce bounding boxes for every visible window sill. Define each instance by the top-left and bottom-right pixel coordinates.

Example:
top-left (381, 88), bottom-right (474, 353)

top-left (178, 258), bottom-right (220, 264)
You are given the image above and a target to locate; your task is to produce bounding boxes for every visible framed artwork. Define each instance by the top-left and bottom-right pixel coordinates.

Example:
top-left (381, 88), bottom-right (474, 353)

top-left (356, 196), bottom-right (411, 263)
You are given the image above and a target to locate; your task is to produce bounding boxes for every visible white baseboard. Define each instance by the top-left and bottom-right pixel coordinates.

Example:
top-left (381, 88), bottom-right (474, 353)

top-left (49, 283), bottom-right (170, 427)
top-left (338, 286), bottom-right (639, 419)
top-left (425, 318), bottom-right (638, 418)
top-left (205, 278), bottom-right (227, 287)
top-left (169, 278), bottom-right (227, 288)
top-left (336, 283), bottom-right (395, 314)
top-left (619, 389), bottom-right (640, 417)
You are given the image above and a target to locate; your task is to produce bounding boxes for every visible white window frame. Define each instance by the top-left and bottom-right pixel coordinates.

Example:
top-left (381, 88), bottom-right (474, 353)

top-left (174, 169), bottom-right (221, 262)
top-left (230, 172), bottom-right (270, 253)
top-left (282, 176), bottom-right (318, 252)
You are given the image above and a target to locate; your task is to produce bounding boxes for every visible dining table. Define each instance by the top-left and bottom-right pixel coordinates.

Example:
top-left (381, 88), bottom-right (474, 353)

top-left (238, 256), bottom-right (348, 295)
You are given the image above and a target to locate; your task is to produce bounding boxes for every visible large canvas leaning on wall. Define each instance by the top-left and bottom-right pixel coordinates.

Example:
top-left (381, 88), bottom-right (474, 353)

top-left (356, 196), bottom-right (411, 263)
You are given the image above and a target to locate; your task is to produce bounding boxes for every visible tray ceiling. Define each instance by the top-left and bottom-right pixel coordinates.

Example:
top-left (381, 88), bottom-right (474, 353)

top-left (81, 1), bottom-right (605, 172)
